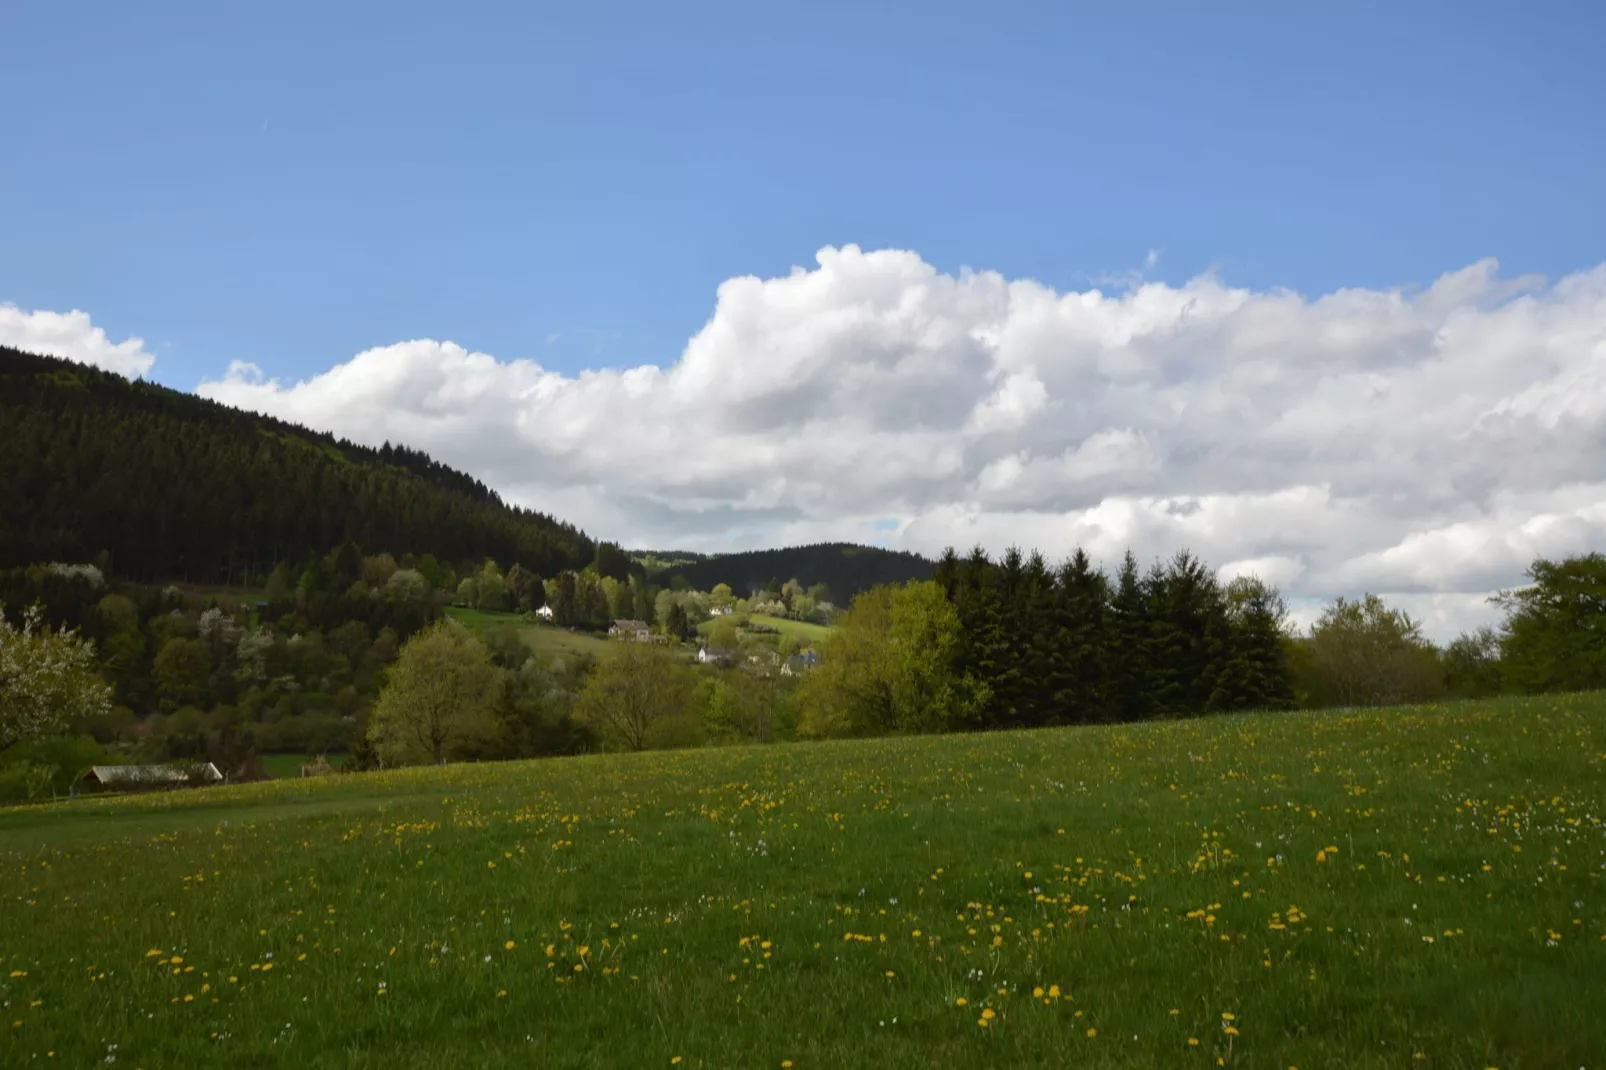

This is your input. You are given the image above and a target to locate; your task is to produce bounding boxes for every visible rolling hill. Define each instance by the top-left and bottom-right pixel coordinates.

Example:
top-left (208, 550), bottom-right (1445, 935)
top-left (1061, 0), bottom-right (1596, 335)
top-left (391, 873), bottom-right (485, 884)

top-left (0, 346), bottom-right (594, 582)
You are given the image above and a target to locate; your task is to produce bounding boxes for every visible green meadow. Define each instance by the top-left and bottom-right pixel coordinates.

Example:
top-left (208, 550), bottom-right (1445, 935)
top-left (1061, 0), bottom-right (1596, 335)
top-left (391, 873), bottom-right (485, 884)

top-left (696, 613), bottom-right (834, 646)
top-left (1, 694), bottom-right (1602, 1068)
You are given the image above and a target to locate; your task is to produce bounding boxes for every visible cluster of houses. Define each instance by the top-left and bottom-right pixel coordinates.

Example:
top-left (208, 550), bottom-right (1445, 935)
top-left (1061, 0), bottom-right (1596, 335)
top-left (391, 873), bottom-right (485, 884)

top-left (695, 645), bottom-right (820, 676)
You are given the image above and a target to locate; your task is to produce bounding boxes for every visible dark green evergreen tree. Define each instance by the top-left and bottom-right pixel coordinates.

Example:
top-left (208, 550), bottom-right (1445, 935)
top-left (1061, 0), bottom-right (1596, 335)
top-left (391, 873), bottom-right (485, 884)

top-left (1106, 551), bottom-right (1152, 722)
top-left (1050, 549), bottom-right (1109, 723)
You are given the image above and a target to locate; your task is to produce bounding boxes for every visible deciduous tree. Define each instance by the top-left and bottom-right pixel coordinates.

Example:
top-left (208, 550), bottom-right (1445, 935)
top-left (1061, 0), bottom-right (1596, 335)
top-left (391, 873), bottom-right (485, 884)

top-left (367, 620), bottom-right (499, 765)
top-left (574, 643), bottom-right (695, 751)
top-left (0, 604), bottom-right (112, 748)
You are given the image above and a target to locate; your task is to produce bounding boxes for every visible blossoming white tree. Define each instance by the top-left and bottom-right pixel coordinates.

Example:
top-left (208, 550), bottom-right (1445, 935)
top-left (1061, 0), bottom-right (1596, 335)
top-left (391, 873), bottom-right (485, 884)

top-left (0, 604), bottom-right (112, 748)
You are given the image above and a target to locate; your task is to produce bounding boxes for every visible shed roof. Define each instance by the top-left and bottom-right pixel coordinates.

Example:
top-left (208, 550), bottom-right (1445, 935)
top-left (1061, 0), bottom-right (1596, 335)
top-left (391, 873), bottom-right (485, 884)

top-left (84, 763), bottom-right (223, 785)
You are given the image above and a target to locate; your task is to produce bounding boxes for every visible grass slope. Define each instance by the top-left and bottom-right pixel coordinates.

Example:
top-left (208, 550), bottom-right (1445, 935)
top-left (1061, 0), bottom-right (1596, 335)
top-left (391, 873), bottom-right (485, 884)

top-left (696, 613), bottom-right (835, 645)
top-left (2, 695), bottom-right (1603, 1067)
top-left (445, 606), bottom-right (617, 661)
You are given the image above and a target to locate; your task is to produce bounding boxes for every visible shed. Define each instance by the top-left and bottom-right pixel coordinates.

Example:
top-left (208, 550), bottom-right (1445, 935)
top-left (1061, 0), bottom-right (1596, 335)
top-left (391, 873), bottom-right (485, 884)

top-left (82, 763), bottom-right (224, 788)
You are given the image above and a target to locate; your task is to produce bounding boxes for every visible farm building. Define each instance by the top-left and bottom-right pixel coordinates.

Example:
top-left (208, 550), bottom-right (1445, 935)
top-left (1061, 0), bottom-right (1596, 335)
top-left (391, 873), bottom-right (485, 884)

top-left (81, 763), bottom-right (224, 789)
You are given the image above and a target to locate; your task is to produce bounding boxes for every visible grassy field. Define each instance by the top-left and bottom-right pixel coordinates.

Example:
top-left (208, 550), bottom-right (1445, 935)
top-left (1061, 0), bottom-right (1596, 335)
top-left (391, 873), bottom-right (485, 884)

top-left (697, 613), bottom-right (835, 645)
top-left (444, 606), bottom-right (618, 661)
top-left (1, 695), bottom-right (1603, 1067)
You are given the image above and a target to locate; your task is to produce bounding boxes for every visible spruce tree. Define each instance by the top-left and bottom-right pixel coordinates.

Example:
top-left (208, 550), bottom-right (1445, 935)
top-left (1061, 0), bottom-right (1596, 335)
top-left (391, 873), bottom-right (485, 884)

top-left (1215, 576), bottom-right (1296, 710)
top-left (1016, 551), bottom-right (1057, 727)
top-left (1106, 551), bottom-right (1152, 722)
top-left (1052, 549), bottom-right (1110, 723)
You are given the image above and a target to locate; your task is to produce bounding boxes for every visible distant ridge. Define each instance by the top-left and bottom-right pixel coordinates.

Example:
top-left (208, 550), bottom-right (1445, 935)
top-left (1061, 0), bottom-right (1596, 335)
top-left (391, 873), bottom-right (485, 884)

top-left (655, 542), bottom-right (933, 601)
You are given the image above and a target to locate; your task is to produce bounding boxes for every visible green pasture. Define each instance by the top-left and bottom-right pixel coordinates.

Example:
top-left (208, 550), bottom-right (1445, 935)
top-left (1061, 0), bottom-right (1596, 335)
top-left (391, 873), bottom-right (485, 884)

top-left (1, 694), bottom-right (1602, 1067)
top-left (697, 613), bottom-right (834, 646)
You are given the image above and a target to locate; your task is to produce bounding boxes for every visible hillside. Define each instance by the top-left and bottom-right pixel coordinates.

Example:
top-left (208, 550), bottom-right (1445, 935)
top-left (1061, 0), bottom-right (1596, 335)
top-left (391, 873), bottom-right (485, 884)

top-left (658, 541), bottom-right (934, 601)
top-left (0, 693), bottom-right (1600, 1066)
top-left (0, 346), bottom-right (594, 581)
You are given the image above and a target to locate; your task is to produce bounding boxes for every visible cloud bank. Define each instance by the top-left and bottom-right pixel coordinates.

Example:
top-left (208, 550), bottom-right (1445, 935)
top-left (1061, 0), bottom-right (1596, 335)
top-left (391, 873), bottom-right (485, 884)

top-left (1, 304), bottom-right (156, 378)
top-left (17, 247), bottom-right (1606, 639)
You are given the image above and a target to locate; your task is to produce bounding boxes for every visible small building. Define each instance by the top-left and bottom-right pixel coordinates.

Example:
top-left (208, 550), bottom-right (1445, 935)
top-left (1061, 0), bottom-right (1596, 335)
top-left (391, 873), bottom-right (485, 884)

top-left (709, 605), bottom-right (733, 616)
top-left (697, 646), bottom-right (738, 666)
top-left (609, 619), bottom-right (650, 641)
top-left (533, 604), bottom-right (555, 620)
top-left (82, 763), bottom-right (224, 789)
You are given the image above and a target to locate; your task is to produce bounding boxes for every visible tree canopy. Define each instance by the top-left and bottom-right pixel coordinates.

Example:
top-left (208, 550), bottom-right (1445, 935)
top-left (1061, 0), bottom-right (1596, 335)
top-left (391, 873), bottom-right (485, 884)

top-left (0, 603), bottom-right (112, 749)
top-left (367, 620), bottom-right (500, 765)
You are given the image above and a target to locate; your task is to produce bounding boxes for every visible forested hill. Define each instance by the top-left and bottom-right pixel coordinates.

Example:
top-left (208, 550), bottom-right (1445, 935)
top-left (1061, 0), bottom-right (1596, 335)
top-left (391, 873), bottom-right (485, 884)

top-left (656, 542), bottom-right (934, 601)
top-left (0, 346), bottom-right (594, 582)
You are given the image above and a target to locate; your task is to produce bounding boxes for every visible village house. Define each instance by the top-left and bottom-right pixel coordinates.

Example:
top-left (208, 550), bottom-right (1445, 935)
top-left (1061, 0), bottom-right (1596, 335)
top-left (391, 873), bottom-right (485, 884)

top-left (533, 604), bottom-right (554, 620)
top-left (608, 619), bottom-right (650, 640)
top-left (697, 646), bottom-right (738, 666)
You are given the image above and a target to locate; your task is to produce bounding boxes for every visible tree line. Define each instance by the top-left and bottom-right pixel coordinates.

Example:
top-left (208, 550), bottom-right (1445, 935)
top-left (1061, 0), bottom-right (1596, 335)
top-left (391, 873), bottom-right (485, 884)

top-left (795, 546), bottom-right (1606, 737)
top-left (798, 547), bottom-right (1293, 735)
top-left (5, 531), bottom-right (1605, 794)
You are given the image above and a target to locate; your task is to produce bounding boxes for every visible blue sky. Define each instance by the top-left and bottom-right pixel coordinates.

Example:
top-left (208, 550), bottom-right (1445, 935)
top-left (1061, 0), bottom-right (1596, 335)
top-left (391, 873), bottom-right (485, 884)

top-left (4, 0), bottom-right (1603, 388)
top-left (8, 1), bottom-right (1606, 638)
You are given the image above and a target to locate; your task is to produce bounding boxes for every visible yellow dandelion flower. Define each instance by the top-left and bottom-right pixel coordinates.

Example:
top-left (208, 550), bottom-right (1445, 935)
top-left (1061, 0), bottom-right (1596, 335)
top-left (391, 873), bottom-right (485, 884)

top-left (981, 1008), bottom-right (996, 1020)
top-left (1086, 1028), bottom-right (1097, 1038)
top-left (505, 940), bottom-right (516, 951)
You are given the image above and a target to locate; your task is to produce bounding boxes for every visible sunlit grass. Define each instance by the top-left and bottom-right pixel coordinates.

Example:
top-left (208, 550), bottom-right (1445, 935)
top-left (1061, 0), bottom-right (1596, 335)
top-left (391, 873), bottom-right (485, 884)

top-left (696, 613), bottom-right (834, 645)
top-left (444, 606), bottom-right (618, 660)
top-left (2, 694), bottom-right (1602, 1067)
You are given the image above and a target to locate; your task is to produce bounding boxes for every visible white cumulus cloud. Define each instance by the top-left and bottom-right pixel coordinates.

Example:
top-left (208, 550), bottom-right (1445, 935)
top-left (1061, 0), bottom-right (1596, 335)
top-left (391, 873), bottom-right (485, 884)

top-left (22, 245), bottom-right (1606, 641)
top-left (0, 304), bottom-right (156, 378)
